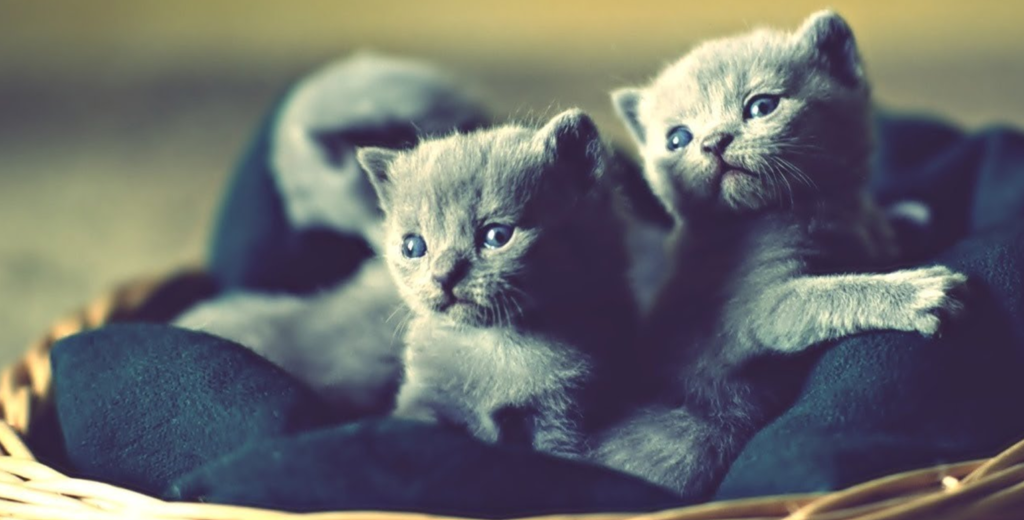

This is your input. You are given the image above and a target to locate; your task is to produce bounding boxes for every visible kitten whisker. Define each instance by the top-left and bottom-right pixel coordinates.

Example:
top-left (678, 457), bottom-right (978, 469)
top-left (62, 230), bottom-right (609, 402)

top-left (498, 283), bottom-right (532, 315)
top-left (499, 294), bottom-right (513, 329)
top-left (491, 293), bottom-right (504, 328)
top-left (391, 308), bottom-right (414, 346)
top-left (779, 168), bottom-right (796, 209)
top-left (755, 157), bottom-right (782, 208)
top-left (775, 156), bottom-right (818, 192)
top-left (764, 139), bottom-right (830, 158)
top-left (761, 159), bottom-right (787, 209)
top-left (385, 303), bottom-right (408, 325)
top-left (773, 136), bottom-right (827, 148)
top-left (772, 157), bottom-right (798, 208)
top-left (510, 295), bottom-right (526, 321)
top-left (505, 292), bottom-right (517, 327)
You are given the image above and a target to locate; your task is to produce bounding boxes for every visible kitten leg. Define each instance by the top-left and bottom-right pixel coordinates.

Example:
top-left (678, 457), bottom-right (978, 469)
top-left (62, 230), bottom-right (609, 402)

top-left (391, 377), bottom-right (444, 424)
top-left (750, 265), bottom-right (967, 354)
top-left (529, 404), bottom-right (585, 460)
top-left (590, 405), bottom-right (740, 500)
top-left (391, 377), bottom-right (502, 442)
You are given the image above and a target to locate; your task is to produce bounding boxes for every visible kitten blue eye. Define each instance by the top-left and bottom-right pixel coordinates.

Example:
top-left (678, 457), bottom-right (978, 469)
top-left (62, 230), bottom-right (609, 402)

top-left (402, 234), bottom-right (427, 258)
top-left (481, 224), bottom-right (514, 249)
top-left (666, 126), bottom-right (693, 152)
top-left (744, 95), bottom-right (780, 120)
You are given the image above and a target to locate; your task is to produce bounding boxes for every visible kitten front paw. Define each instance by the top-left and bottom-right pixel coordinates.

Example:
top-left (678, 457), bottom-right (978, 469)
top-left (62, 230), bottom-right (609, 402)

top-left (896, 265), bottom-right (968, 336)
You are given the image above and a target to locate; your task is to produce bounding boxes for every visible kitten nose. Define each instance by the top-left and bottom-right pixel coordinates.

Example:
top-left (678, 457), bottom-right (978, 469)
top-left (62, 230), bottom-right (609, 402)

top-left (431, 252), bottom-right (469, 291)
top-left (701, 132), bottom-right (734, 156)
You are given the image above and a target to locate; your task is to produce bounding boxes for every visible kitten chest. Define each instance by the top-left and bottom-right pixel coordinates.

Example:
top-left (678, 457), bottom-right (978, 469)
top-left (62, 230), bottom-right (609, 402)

top-left (406, 320), bottom-right (589, 411)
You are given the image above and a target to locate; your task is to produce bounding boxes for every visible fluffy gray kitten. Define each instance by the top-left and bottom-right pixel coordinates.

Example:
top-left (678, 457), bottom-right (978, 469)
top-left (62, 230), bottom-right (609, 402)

top-left (356, 110), bottom-right (638, 458)
top-left (592, 11), bottom-right (968, 499)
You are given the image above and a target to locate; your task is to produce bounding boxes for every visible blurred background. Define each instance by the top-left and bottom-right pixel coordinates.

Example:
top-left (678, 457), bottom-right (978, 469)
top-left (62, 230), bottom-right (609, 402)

top-left (2, 0), bottom-right (1023, 363)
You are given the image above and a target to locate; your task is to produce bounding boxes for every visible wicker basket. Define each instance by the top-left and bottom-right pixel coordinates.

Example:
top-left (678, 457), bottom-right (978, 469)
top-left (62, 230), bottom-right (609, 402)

top-left (0, 274), bottom-right (1022, 520)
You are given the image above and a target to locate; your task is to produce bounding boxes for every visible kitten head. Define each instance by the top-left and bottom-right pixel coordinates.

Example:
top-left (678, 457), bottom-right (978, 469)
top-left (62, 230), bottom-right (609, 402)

top-left (358, 109), bottom-right (618, 327)
top-left (614, 11), bottom-right (871, 220)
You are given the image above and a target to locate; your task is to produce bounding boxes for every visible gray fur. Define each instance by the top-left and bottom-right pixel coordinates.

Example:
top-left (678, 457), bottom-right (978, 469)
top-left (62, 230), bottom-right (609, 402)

top-left (174, 259), bottom-right (406, 415)
top-left (358, 109), bottom-right (638, 458)
top-left (595, 10), bottom-right (967, 499)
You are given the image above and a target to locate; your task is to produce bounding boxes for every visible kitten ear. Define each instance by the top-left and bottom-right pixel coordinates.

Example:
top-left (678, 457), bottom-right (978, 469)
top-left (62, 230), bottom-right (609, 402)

top-left (536, 109), bottom-right (604, 189)
top-left (796, 10), bottom-right (864, 87)
top-left (356, 147), bottom-right (399, 208)
top-left (611, 88), bottom-right (646, 145)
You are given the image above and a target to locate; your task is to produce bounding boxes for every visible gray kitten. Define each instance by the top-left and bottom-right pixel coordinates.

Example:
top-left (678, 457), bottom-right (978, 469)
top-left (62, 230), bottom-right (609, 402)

top-left (356, 110), bottom-right (638, 458)
top-left (592, 11), bottom-right (967, 499)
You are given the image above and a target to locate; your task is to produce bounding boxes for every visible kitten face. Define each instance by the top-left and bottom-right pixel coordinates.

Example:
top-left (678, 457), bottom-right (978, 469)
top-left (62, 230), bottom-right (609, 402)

top-left (358, 110), bottom-right (605, 327)
top-left (614, 11), bottom-right (872, 219)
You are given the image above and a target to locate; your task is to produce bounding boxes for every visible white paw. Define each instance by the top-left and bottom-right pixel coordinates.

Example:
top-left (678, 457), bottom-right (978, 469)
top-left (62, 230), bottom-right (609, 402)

top-left (900, 266), bottom-right (968, 336)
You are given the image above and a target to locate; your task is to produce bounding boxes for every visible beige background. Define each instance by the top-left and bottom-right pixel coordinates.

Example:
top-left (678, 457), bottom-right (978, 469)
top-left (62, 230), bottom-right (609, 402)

top-left (2, 0), bottom-right (1023, 363)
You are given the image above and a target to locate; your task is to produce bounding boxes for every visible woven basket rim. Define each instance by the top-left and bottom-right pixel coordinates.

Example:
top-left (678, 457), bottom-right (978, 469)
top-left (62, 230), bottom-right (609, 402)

top-left (0, 270), bottom-right (1022, 520)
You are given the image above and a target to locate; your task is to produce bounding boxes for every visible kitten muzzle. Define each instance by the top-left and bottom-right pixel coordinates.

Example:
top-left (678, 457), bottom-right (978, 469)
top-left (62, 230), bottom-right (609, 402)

top-left (699, 158), bottom-right (756, 196)
top-left (685, 158), bottom-right (764, 212)
top-left (428, 292), bottom-right (477, 314)
top-left (716, 157), bottom-right (756, 180)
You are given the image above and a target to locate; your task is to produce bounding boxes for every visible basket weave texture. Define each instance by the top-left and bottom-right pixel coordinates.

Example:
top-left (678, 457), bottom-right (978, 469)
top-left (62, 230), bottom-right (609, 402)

top-left (0, 274), bottom-right (1022, 520)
